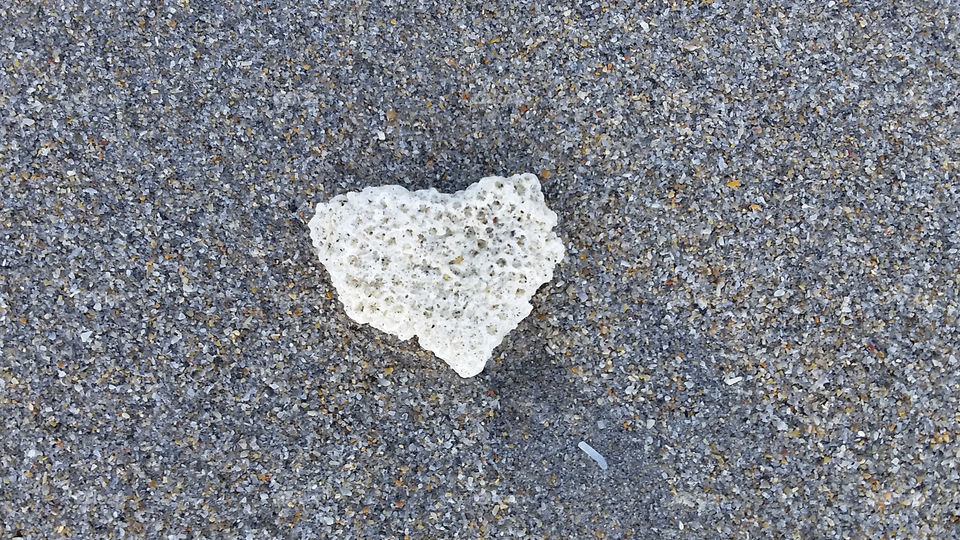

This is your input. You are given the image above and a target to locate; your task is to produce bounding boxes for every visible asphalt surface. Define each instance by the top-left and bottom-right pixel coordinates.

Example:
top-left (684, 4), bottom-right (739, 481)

top-left (2, 1), bottom-right (959, 538)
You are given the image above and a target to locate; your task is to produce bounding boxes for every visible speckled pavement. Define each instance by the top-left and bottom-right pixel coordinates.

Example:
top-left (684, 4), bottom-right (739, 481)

top-left (2, 2), bottom-right (959, 538)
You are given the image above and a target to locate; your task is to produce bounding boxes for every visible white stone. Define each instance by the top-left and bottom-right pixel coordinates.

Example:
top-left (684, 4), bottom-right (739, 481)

top-left (308, 173), bottom-right (564, 377)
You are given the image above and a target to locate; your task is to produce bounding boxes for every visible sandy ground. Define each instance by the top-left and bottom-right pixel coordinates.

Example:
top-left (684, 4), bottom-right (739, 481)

top-left (2, 1), bottom-right (959, 538)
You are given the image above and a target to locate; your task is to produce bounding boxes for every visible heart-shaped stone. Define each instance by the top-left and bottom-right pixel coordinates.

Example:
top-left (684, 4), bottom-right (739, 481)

top-left (308, 173), bottom-right (564, 377)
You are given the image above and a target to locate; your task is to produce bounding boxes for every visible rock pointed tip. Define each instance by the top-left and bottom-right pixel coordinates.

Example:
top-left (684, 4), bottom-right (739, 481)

top-left (453, 362), bottom-right (486, 378)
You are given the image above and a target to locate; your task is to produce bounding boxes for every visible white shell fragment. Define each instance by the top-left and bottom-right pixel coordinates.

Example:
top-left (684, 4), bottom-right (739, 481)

top-left (308, 173), bottom-right (565, 377)
top-left (578, 441), bottom-right (608, 470)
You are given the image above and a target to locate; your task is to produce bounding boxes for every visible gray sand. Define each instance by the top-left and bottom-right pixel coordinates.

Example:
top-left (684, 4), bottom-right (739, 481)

top-left (2, 2), bottom-right (959, 538)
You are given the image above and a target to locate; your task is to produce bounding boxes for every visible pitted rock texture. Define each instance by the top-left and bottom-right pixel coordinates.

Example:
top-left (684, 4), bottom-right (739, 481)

top-left (308, 173), bottom-right (564, 377)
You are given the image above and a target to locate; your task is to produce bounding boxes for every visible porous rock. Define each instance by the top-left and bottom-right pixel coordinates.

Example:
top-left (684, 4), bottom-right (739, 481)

top-left (308, 173), bottom-right (564, 377)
